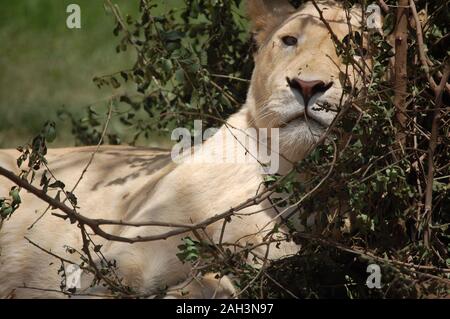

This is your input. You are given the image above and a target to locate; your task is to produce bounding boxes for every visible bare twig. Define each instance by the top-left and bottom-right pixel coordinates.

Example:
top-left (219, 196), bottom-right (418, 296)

top-left (423, 64), bottom-right (450, 247)
top-left (264, 272), bottom-right (299, 299)
top-left (69, 102), bottom-right (113, 197)
top-left (410, 0), bottom-right (438, 91)
top-left (24, 236), bottom-right (79, 267)
top-left (17, 285), bottom-right (115, 298)
top-left (377, 0), bottom-right (390, 13)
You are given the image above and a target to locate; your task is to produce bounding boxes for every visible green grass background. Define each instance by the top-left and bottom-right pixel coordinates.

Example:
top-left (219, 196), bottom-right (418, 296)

top-left (0, 0), bottom-right (182, 148)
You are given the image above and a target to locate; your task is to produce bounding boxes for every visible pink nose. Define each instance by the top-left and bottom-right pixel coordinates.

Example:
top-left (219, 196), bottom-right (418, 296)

top-left (287, 78), bottom-right (333, 106)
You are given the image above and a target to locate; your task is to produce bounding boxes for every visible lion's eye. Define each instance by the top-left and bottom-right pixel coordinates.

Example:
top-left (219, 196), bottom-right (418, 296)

top-left (281, 36), bottom-right (298, 46)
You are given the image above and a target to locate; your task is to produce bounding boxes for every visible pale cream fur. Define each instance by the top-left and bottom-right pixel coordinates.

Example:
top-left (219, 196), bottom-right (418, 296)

top-left (0, 0), bottom-right (371, 298)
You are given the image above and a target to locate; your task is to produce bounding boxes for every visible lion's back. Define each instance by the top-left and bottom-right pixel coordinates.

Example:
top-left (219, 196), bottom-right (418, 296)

top-left (0, 145), bottom-right (174, 298)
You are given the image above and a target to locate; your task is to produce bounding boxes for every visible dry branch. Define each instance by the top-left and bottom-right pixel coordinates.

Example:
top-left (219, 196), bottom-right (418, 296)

top-left (423, 64), bottom-right (450, 247)
top-left (394, 0), bottom-right (409, 148)
top-left (410, 0), bottom-right (438, 91)
top-left (0, 164), bottom-right (284, 244)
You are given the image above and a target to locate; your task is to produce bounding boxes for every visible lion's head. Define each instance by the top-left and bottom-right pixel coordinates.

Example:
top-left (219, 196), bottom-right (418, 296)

top-left (246, 0), bottom-right (378, 165)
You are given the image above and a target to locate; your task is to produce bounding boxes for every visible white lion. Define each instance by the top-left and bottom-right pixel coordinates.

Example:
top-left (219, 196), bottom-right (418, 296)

top-left (0, 0), bottom-right (375, 298)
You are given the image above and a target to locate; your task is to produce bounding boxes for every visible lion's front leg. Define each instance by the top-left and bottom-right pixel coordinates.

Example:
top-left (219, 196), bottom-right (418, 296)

top-left (164, 273), bottom-right (236, 299)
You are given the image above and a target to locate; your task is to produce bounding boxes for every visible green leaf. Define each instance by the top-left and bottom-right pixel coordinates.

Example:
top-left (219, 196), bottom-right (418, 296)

top-left (1, 206), bottom-right (13, 218)
top-left (42, 121), bottom-right (57, 143)
top-left (160, 58), bottom-right (173, 73)
top-left (174, 69), bottom-right (185, 84)
top-left (94, 245), bottom-right (103, 253)
top-left (161, 31), bottom-right (184, 42)
top-left (9, 188), bottom-right (21, 205)
top-left (49, 181), bottom-right (66, 189)
top-left (66, 192), bottom-right (78, 206)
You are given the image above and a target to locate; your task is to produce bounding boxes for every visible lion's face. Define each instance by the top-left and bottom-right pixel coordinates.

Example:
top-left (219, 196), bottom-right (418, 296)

top-left (247, 0), bottom-right (371, 164)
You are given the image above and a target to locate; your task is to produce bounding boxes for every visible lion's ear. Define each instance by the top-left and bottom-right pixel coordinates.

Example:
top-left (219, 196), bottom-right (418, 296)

top-left (247, 0), bottom-right (295, 46)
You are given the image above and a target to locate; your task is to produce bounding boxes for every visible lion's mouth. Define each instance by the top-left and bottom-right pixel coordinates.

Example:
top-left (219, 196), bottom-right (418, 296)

top-left (279, 96), bottom-right (338, 129)
top-left (280, 112), bottom-right (328, 129)
top-left (280, 112), bottom-right (304, 127)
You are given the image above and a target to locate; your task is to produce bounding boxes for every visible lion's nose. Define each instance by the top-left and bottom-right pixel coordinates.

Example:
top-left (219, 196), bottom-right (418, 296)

top-left (287, 78), bottom-right (333, 106)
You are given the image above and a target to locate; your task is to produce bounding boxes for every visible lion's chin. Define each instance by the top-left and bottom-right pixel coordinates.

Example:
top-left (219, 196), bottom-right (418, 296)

top-left (277, 118), bottom-right (325, 164)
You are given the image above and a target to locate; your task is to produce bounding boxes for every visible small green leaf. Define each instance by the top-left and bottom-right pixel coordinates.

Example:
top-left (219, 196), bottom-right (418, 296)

top-left (10, 188), bottom-right (21, 205)
top-left (49, 181), bottom-right (66, 189)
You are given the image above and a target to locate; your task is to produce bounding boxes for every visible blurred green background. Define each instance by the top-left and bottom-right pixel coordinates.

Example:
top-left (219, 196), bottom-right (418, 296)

top-left (0, 0), bottom-right (181, 148)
